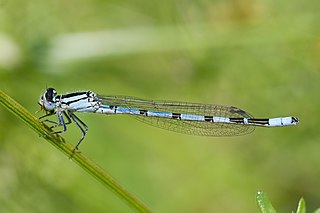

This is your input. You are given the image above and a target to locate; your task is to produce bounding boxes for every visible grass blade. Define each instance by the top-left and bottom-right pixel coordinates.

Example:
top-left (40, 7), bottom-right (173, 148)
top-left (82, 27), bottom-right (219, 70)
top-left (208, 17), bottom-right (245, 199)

top-left (0, 90), bottom-right (152, 213)
top-left (296, 198), bottom-right (306, 213)
top-left (256, 191), bottom-right (277, 213)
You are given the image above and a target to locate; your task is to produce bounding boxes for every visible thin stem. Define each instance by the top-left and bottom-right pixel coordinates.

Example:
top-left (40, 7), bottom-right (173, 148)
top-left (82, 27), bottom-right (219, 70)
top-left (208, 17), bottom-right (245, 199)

top-left (0, 90), bottom-right (152, 213)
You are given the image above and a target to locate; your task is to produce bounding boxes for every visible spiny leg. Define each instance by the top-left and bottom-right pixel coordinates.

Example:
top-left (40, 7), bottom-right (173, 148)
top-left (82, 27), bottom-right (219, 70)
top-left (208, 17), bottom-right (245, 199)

top-left (39, 112), bottom-right (57, 126)
top-left (67, 111), bottom-right (88, 156)
top-left (40, 111), bottom-right (72, 131)
top-left (52, 111), bottom-right (71, 134)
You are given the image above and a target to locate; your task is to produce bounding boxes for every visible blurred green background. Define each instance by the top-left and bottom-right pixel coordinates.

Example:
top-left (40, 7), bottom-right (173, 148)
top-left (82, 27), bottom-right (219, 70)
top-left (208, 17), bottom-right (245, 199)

top-left (0, 0), bottom-right (319, 212)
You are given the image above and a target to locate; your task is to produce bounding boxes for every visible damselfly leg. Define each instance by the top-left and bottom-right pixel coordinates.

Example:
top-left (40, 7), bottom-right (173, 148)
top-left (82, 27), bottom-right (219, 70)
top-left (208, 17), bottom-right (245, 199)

top-left (40, 111), bottom-right (71, 134)
top-left (66, 111), bottom-right (88, 153)
top-left (40, 110), bottom-right (88, 156)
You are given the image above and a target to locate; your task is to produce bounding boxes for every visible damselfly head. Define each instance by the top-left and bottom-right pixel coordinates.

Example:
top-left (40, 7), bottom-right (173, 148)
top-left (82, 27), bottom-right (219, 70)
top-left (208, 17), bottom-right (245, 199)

top-left (38, 88), bottom-right (57, 112)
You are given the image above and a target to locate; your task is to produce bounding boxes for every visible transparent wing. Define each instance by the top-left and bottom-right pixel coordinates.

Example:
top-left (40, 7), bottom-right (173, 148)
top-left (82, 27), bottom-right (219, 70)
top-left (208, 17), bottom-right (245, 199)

top-left (97, 95), bottom-right (255, 136)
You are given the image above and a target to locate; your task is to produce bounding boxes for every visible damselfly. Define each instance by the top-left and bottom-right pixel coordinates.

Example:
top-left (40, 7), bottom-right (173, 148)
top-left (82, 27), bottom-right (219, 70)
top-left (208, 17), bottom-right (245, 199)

top-left (38, 88), bottom-right (299, 154)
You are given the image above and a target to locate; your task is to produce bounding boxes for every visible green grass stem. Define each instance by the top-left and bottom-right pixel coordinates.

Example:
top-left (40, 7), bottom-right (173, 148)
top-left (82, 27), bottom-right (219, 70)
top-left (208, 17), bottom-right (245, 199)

top-left (0, 90), bottom-right (152, 213)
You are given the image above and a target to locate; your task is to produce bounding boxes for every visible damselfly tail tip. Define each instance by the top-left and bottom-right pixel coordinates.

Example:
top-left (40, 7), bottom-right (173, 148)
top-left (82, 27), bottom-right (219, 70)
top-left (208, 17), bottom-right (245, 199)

top-left (291, 117), bottom-right (299, 125)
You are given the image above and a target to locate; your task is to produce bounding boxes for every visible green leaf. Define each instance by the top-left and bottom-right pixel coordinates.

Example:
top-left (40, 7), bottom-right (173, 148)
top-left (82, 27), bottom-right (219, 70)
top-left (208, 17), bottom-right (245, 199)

top-left (296, 198), bottom-right (306, 213)
top-left (313, 208), bottom-right (320, 213)
top-left (256, 191), bottom-right (277, 213)
top-left (0, 90), bottom-right (152, 213)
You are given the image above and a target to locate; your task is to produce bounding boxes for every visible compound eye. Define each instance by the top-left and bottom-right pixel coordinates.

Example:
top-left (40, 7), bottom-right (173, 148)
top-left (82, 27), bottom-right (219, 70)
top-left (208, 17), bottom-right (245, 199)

top-left (45, 88), bottom-right (57, 102)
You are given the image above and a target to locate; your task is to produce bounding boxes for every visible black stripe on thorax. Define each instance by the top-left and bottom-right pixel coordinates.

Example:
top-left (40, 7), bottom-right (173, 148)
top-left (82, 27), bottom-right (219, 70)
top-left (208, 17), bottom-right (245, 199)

top-left (58, 92), bottom-right (90, 105)
top-left (61, 91), bottom-right (88, 99)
